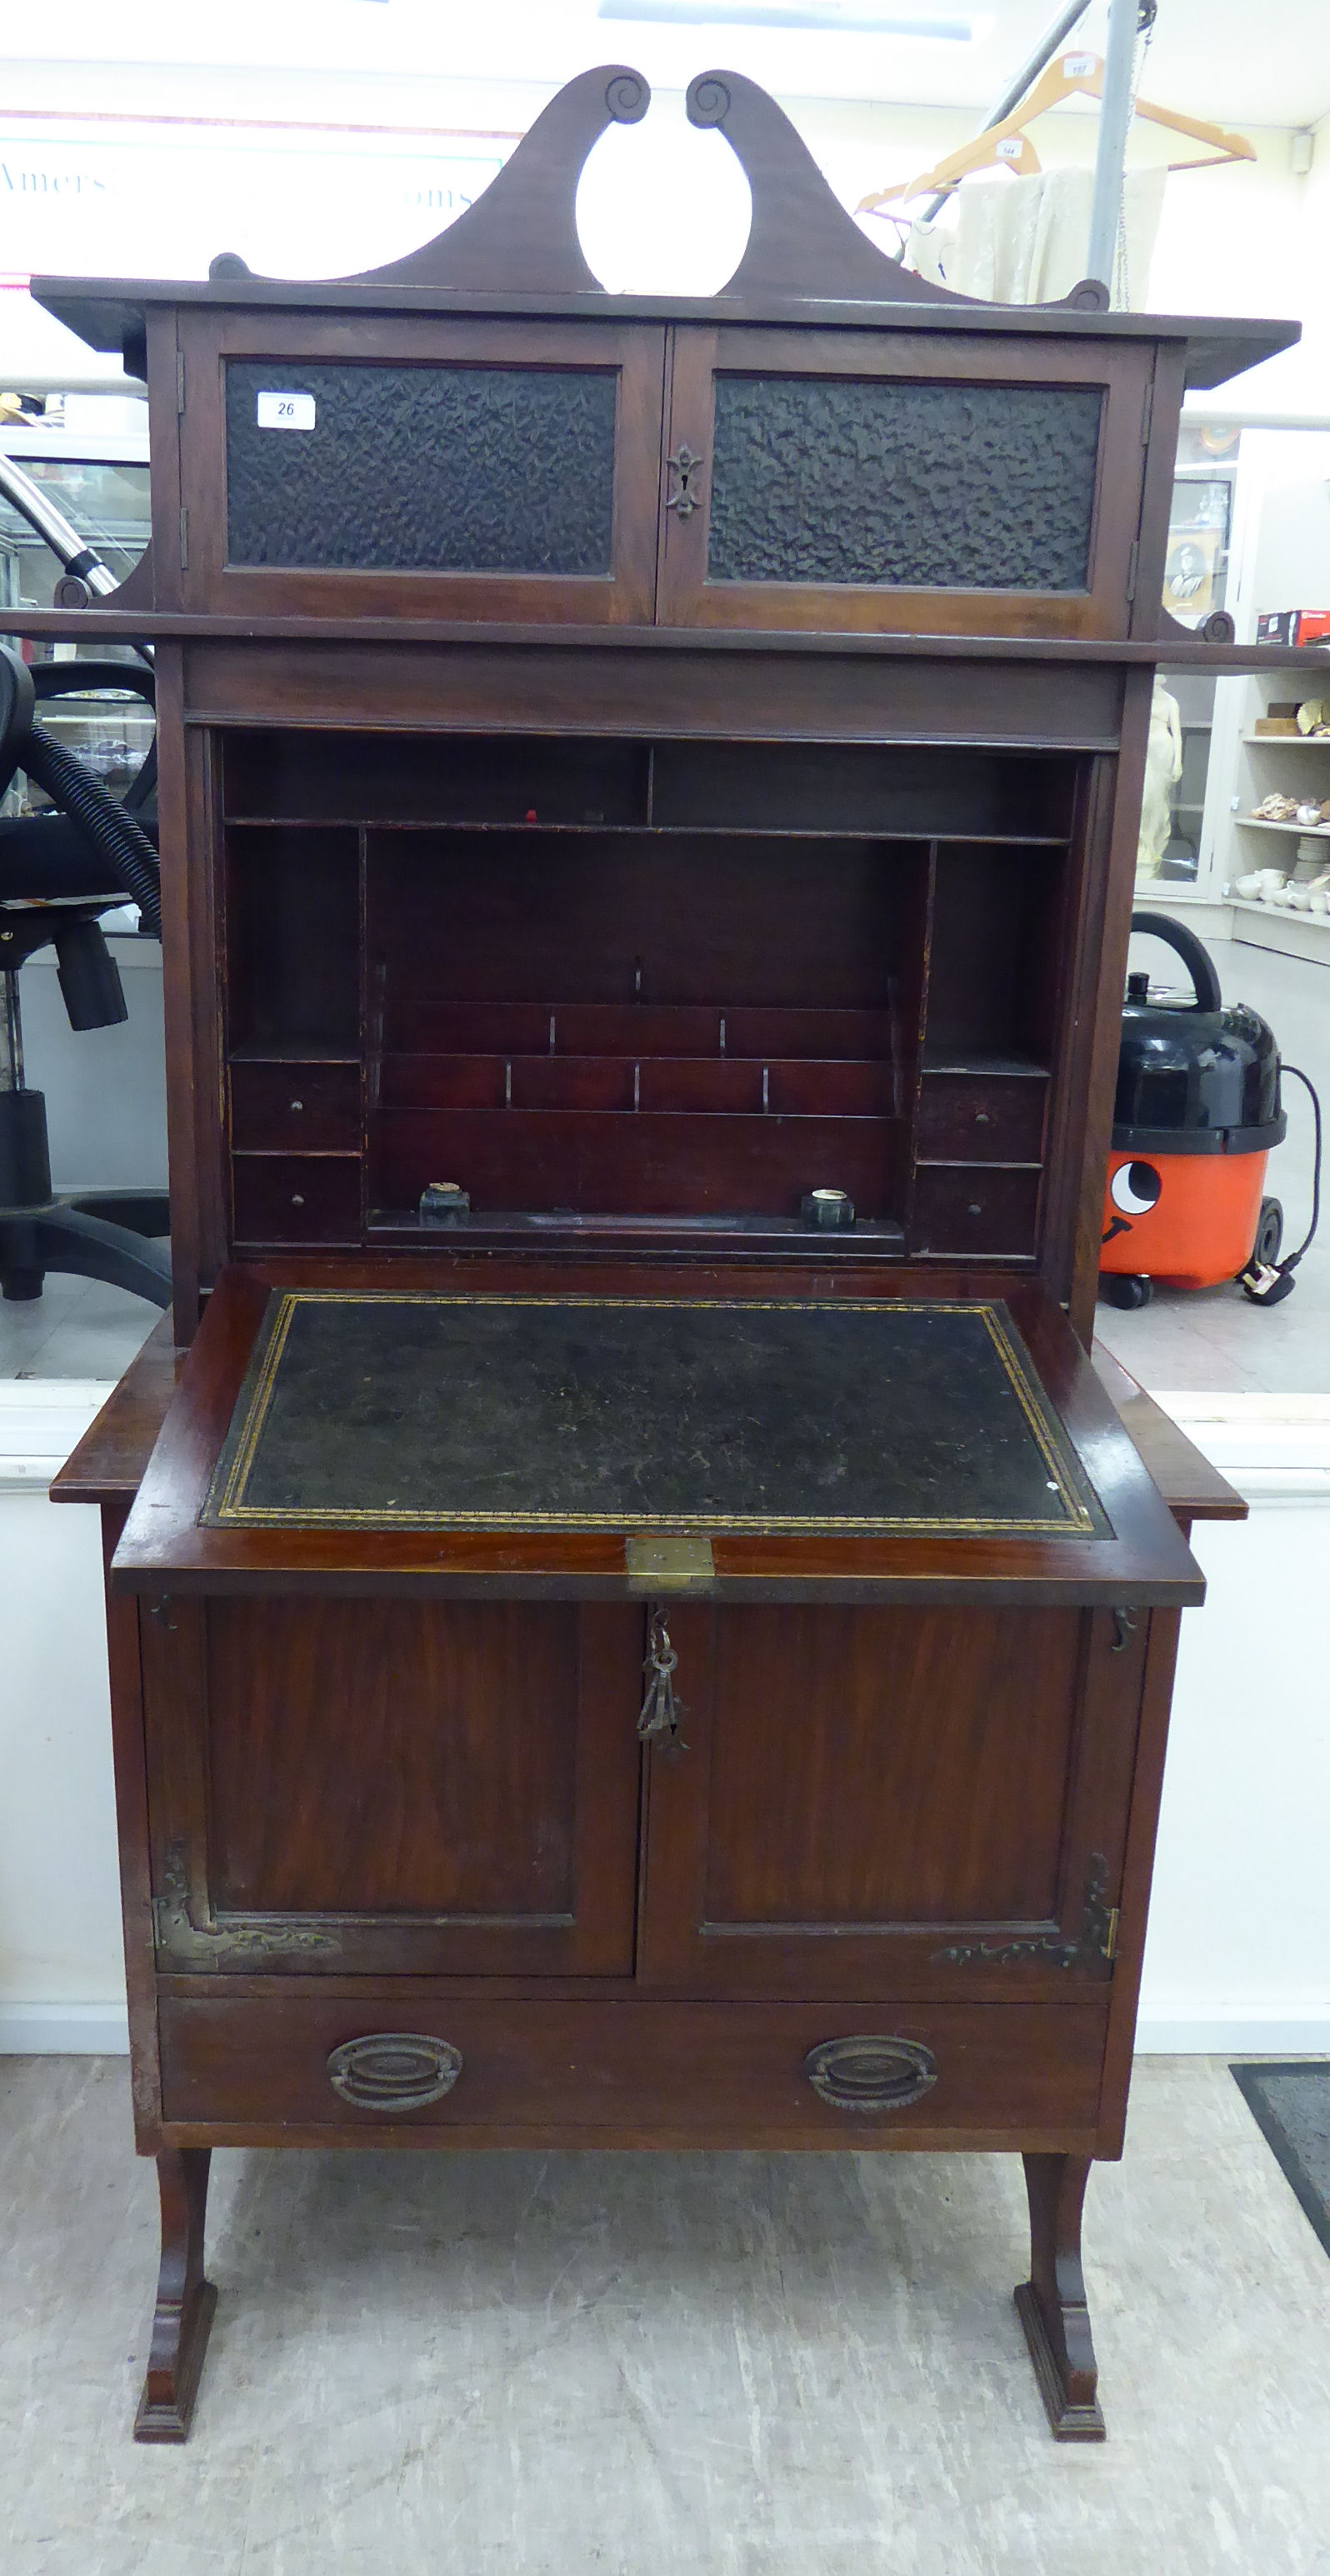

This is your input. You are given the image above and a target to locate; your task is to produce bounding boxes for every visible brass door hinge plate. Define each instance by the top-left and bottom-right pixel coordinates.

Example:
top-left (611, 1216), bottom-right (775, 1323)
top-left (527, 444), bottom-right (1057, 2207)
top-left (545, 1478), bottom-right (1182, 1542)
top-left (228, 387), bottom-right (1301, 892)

top-left (625, 1532), bottom-right (715, 1590)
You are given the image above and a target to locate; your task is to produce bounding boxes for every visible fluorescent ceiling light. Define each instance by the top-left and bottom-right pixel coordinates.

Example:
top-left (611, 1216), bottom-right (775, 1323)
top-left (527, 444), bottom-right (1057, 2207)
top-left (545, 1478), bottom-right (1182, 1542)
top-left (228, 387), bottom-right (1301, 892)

top-left (600, 2), bottom-right (981, 36)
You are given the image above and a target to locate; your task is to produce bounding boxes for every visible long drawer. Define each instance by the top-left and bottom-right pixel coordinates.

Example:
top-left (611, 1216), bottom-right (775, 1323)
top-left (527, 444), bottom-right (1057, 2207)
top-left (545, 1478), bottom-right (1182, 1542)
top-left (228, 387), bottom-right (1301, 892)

top-left (158, 1994), bottom-right (1107, 2147)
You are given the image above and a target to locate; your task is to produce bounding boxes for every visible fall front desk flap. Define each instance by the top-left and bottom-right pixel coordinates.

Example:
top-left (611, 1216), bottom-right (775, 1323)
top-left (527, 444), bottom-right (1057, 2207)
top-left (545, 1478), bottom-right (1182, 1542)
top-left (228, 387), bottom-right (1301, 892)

top-left (199, 1291), bottom-right (1108, 1540)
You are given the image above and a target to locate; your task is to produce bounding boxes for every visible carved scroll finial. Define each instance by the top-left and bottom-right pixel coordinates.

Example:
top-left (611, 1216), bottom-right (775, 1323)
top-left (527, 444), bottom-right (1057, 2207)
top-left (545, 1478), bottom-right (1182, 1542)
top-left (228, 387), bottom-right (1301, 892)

top-left (688, 72), bottom-right (1126, 314)
top-left (687, 66), bottom-right (979, 307)
top-left (687, 74), bottom-right (734, 130)
top-left (1158, 602), bottom-right (1237, 646)
top-left (604, 70), bottom-right (649, 127)
top-left (203, 67), bottom-right (649, 302)
top-left (348, 64), bottom-right (649, 294)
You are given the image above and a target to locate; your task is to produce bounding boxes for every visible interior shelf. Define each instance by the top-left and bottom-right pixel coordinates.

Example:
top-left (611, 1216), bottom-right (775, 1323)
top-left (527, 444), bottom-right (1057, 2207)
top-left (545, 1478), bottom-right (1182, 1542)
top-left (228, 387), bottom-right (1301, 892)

top-left (223, 815), bottom-right (1070, 847)
top-left (228, 1040), bottom-right (362, 1064)
top-left (921, 1054), bottom-right (1051, 1077)
top-left (218, 725), bottom-right (1076, 1257)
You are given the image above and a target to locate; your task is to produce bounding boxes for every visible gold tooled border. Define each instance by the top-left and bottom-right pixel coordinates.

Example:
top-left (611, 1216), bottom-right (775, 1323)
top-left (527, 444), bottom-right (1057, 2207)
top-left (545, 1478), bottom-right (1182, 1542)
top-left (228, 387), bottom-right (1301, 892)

top-left (204, 1290), bottom-right (1102, 1538)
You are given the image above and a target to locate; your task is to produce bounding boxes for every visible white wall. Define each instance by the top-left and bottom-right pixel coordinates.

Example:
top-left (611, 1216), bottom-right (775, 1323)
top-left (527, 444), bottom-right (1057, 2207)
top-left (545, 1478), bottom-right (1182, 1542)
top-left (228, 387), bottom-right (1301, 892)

top-left (18, 931), bottom-right (167, 1195)
top-left (1137, 1400), bottom-right (1330, 2051)
top-left (0, 1386), bottom-right (127, 2053)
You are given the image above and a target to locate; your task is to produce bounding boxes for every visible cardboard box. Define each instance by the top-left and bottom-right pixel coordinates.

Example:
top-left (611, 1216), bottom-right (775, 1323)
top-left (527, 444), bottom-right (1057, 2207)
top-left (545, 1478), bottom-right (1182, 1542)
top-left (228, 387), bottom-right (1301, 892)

top-left (1257, 611), bottom-right (1330, 646)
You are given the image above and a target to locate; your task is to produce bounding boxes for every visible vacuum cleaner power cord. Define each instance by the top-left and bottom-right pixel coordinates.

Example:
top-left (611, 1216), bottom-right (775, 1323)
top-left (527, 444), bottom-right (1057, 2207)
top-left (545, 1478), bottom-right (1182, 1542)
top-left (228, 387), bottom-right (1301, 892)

top-left (1239, 1064), bottom-right (1322, 1305)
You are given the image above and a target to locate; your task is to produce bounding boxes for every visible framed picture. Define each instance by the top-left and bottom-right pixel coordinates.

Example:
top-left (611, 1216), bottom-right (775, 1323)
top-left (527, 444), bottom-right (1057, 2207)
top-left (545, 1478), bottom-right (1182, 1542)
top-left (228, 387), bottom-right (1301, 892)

top-left (1163, 473), bottom-right (1233, 625)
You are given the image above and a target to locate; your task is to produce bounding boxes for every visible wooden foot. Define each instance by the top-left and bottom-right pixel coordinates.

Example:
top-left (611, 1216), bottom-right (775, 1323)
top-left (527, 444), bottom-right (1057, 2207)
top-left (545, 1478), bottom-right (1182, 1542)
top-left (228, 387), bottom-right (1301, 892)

top-left (1015, 2151), bottom-right (1107, 2442)
top-left (134, 2147), bottom-right (218, 2443)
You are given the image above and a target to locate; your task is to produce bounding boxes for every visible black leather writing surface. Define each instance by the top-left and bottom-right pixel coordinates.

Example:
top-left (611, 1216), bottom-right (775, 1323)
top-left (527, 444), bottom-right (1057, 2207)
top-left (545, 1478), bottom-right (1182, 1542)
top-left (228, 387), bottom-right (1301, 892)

top-left (204, 1293), bottom-right (1108, 1538)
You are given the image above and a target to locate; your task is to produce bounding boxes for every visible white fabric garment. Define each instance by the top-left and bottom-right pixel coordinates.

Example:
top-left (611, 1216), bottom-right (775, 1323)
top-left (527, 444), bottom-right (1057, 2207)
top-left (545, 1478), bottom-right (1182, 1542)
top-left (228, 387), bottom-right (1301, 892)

top-left (908, 164), bottom-right (1166, 309)
top-left (1137, 679), bottom-right (1185, 881)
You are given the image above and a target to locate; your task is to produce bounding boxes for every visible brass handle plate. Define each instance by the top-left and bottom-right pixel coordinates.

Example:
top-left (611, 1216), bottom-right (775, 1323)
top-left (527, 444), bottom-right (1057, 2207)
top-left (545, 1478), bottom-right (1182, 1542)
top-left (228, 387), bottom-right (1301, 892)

top-left (804, 2034), bottom-right (938, 2112)
top-left (327, 2032), bottom-right (462, 2112)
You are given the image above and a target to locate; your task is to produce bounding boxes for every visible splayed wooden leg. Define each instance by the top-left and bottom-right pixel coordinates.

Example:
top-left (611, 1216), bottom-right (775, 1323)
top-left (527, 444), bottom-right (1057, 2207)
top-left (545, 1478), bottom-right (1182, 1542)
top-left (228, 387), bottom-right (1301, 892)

top-left (134, 2146), bottom-right (218, 2442)
top-left (1015, 2150), bottom-right (1107, 2440)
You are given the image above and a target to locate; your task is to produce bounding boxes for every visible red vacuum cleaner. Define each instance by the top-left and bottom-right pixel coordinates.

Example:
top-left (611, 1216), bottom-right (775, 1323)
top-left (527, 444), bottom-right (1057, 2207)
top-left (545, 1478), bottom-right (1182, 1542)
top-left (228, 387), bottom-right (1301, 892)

top-left (1099, 911), bottom-right (1321, 1311)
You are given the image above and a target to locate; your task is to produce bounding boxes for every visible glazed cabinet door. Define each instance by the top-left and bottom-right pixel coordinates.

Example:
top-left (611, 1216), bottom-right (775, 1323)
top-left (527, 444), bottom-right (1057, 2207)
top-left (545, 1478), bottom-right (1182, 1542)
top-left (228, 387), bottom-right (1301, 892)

top-left (658, 327), bottom-right (1151, 639)
top-left (175, 310), bottom-right (666, 623)
top-left (639, 1600), bottom-right (1148, 1998)
top-left (141, 1593), bottom-right (642, 1975)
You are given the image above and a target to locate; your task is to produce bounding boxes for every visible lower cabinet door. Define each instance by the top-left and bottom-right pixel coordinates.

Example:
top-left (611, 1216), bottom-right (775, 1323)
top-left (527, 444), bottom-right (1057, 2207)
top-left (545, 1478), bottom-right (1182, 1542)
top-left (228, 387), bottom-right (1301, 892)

top-left (141, 1594), bottom-right (642, 1976)
top-left (638, 1600), bottom-right (1147, 1998)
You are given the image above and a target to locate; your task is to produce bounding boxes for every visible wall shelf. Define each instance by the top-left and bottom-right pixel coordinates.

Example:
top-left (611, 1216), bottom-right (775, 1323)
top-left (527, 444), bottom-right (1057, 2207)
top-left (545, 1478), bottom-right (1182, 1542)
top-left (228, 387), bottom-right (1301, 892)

top-left (1234, 816), bottom-right (1330, 836)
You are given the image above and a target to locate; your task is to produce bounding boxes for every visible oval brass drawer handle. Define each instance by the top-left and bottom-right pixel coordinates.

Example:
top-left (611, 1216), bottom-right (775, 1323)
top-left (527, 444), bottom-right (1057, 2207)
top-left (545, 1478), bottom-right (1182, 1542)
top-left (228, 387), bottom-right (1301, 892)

top-left (327, 2033), bottom-right (462, 2113)
top-left (804, 2035), bottom-right (937, 2112)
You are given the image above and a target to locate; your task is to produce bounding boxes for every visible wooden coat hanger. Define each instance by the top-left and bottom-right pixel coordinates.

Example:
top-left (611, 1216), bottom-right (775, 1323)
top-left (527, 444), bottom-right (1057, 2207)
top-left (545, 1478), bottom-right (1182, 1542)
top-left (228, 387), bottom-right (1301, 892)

top-left (858, 47), bottom-right (1255, 216)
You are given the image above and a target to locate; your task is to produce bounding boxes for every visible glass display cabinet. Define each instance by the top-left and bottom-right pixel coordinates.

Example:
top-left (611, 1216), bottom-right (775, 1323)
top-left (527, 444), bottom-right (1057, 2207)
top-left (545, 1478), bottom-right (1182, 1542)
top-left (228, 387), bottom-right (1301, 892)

top-left (0, 426), bottom-right (152, 815)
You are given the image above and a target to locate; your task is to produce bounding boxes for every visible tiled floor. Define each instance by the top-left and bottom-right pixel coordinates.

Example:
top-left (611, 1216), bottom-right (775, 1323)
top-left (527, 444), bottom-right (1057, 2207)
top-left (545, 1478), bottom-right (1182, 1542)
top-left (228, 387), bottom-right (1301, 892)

top-left (2, 2054), bottom-right (1328, 2574)
top-left (0, 1271), bottom-right (160, 1387)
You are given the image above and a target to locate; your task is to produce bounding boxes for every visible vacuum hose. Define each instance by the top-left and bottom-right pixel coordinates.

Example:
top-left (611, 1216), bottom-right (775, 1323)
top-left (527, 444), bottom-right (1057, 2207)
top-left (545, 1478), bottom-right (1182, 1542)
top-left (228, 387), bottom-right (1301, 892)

top-left (18, 720), bottom-right (162, 937)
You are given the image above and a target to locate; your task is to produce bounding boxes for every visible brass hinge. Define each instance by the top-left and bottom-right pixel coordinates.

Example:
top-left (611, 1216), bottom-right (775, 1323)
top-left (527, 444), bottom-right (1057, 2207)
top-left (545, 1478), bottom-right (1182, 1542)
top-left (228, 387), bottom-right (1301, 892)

top-left (1141, 376), bottom-right (1153, 446)
top-left (176, 349), bottom-right (186, 414)
top-left (933, 1854), bottom-right (1117, 1974)
top-left (1125, 538), bottom-right (1138, 604)
top-left (178, 507), bottom-right (189, 570)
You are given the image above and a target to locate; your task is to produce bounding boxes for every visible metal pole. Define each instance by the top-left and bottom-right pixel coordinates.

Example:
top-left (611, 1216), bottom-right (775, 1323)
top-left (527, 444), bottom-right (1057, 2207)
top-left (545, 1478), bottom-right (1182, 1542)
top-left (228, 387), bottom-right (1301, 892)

top-left (1, 971), bottom-right (22, 1091)
top-left (0, 452), bottom-right (119, 596)
top-left (916, 0), bottom-right (1093, 227)
top-left (0, 449), bottom-right (153, 665)
top-left (1085, 0), bottom-right (1140, 293)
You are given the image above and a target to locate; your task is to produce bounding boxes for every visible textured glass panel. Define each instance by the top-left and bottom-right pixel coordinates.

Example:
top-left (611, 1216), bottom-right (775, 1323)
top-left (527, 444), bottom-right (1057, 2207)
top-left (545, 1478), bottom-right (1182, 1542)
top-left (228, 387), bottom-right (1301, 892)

top-left (225, 361), bottom-right (617, 575)
top-left (708, 375), bottom-right (1102, 592)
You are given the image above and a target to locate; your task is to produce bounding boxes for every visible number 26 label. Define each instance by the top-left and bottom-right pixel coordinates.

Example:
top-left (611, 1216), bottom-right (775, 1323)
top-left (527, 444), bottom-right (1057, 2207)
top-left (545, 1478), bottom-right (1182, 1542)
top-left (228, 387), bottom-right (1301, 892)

top-left (256, 391), bottom-right (316, 431)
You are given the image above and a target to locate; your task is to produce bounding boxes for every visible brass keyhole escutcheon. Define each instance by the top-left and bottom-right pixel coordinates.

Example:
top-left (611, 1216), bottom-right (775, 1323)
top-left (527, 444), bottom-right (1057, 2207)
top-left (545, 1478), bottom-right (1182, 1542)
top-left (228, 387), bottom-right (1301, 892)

top-left (666, 443), bottom-right (705, 518)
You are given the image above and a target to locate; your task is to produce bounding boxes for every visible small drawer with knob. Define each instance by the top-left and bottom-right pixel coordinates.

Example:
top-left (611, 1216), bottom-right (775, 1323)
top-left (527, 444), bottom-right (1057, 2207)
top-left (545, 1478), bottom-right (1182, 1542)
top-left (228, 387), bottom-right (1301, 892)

top-left (229, 1061), bottom-right (361, 1153)
top-left (157, 1994), bottom-right (1107, 2144)
top-left (912, 1164), bottom-right (1042, 1258)
top-left (231, 1152), bottom-right (362, 1245)
top-left (916, 1073), bottom-right (1048, 1165)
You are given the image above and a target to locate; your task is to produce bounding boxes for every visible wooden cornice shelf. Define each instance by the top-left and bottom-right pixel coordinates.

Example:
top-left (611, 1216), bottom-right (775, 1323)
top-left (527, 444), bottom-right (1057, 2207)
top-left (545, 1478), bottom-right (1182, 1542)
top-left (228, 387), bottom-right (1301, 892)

top-left (2, 602), bottom-right (1328, 676)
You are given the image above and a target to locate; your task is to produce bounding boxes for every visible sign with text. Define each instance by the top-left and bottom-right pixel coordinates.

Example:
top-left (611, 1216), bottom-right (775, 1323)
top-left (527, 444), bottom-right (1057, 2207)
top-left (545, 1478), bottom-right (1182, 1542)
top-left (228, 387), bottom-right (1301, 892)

top-left (1, 119), bottom-right (510, 285)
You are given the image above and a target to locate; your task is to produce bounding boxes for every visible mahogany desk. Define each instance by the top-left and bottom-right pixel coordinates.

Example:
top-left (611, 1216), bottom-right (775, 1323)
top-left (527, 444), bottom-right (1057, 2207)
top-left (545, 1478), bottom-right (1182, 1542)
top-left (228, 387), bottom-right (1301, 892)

top-left (34, 62), bottom-right (1292, 2440)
